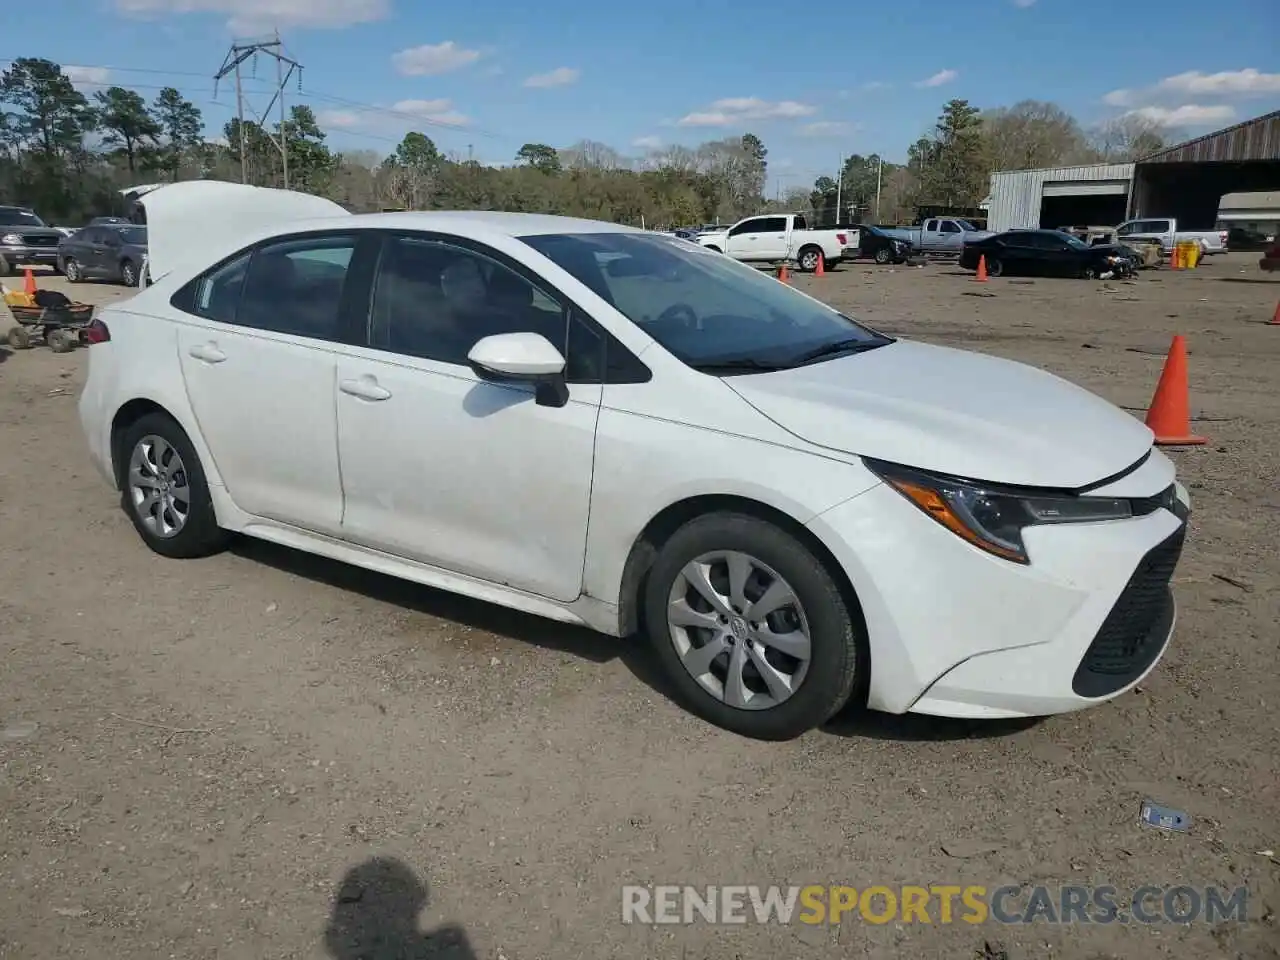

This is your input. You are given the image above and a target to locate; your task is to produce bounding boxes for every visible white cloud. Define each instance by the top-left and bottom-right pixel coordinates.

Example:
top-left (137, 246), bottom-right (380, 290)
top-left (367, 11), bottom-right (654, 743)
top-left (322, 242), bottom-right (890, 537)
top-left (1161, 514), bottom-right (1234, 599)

top-left (63, 65), bottom-right (112, 90)
top-left (1155, 68), bottom-right (1280, 98)
top-left (1103, 68), bottom-right (1280, 114)
top-left (915, 69), bottom-right (958, 88)
top-left (676, 96), bottom-right (818, 127)
top-left (523, 67), bottom-right (580, 89)
top-left (1125, 104), bottom-right (1236, 127)
top-left (315, 109), bottom-right (361, 129)
top-left (390, 99), bottom-right (470, 127)
top-left (800, 121), bottom-right (853, 137)
top-left (632, 135), bottom-right (663, 150)
top-left (392, 41), bottom-right (483, 77)
top-left (114, 0), bottom-right (388, 33)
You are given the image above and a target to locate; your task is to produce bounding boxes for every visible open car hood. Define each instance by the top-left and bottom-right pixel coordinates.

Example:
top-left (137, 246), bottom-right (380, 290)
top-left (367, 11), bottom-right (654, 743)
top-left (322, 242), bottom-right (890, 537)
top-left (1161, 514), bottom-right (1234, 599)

top-left (137, 181), bottom-right (349, 282)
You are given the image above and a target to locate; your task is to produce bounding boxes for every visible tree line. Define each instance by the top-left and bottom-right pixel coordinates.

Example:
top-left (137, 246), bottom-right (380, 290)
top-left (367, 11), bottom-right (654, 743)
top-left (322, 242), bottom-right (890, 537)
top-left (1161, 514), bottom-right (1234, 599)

top-left (1, 56), bottom-right (1176, 228)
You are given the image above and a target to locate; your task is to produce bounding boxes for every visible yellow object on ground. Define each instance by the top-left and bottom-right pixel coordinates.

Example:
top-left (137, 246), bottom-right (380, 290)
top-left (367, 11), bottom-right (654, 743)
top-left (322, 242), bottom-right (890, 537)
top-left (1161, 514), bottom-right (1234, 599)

top-left (3, 289), bottom-right (34, 308)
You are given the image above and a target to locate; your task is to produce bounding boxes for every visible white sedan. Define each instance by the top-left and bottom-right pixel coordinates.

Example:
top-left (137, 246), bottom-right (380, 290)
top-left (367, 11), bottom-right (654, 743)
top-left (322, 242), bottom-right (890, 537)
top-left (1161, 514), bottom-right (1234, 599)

top-left (78, 182), bottom-right (1191, 741)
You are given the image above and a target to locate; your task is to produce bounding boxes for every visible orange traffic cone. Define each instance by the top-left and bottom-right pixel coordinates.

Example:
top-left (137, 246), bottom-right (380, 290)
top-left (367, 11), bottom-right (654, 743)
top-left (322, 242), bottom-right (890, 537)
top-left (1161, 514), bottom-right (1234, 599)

top-left (23, 267), bottom-right (36, 296)
top-left (1269, 301), bottom-right (1279, 325)
top-left (777, 262), bottom-right (790, 283)
top-left (814, 251), bottom-right (825, 277)
top-left (975, 255), bottom-right (988, 282)
top-left (1144, 335), bottom-right (1206, 446)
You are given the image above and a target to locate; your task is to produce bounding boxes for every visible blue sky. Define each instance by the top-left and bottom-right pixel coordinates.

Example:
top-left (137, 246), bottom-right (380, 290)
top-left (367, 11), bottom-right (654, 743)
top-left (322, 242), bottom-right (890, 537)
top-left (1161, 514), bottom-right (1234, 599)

top-left (7, 0), bottom-right (1280, 195)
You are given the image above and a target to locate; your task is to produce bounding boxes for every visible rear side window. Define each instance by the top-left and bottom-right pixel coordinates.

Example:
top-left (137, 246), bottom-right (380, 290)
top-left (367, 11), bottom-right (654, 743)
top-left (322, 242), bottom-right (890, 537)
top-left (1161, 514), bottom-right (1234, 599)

top-left (191, 252), bottom-right (252, 324)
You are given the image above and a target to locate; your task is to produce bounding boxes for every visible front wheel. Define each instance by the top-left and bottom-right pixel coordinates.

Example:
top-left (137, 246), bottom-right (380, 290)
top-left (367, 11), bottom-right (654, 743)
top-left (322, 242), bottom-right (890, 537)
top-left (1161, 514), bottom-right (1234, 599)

top-left (984, 257), bottom-right (1004, 277)
top-left (63, 258), bottom-right (82, 283)
top-left (118, 412), bottom-right (230, 559)
top-left (643, 513), bottom-right (863, 740)
top-left (874, 247), bottom-right (891, 264)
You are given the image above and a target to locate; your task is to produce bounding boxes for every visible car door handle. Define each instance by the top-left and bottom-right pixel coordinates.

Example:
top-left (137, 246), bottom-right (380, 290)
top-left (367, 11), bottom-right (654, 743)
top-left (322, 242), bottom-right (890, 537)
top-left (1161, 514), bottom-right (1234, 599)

top-left (339, 376), bottom-right (391, 401)
top-left (188, 343), bottom-right (227, 364)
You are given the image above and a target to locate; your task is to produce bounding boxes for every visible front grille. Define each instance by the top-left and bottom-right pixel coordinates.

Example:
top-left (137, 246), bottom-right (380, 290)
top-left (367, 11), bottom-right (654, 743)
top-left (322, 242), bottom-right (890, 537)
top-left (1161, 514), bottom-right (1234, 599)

top-left (1071, 523), bottom-right (1185, 698)
top-left (22, 234), bottom-right (60, 248)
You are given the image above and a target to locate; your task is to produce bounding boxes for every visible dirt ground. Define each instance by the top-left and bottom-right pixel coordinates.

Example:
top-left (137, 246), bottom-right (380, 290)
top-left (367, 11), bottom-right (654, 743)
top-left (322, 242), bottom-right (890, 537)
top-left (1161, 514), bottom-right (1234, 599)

top-left (1, 256), bottom-right (1278, 960)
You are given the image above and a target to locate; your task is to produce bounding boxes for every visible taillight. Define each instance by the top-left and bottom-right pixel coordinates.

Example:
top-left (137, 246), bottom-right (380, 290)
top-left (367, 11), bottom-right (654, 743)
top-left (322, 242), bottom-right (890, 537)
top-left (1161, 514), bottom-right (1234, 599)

top-left (836, 233), bottom-right (847, 245)
top-left (84, 318), bottom-right (111, 344)
top-left (1219, 231), bottom-right (1227, 243)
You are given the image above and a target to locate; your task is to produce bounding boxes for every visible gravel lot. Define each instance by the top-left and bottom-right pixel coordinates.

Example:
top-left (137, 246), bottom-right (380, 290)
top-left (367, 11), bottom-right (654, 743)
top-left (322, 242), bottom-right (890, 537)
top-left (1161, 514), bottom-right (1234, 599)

top-left (1, 257), bottom-right (1277, 960)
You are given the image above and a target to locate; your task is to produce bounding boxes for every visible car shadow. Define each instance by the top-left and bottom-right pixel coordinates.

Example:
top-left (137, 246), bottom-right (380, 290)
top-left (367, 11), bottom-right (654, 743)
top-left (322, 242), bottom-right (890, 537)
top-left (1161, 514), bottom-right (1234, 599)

top-left (229, 537), bottom-right (675, 694)
top-left (0, 345), bottom-right (10, 364)
top-left (822, 705), bottom-right (1041, 741)
top-left (1214, 276), bottom-right (1277, 284)
top-left (324, 856), bottom-right (477, 960)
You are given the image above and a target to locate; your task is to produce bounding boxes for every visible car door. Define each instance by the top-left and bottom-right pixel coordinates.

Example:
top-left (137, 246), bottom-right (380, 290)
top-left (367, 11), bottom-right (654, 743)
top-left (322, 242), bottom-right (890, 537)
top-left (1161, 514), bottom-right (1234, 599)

top-left (333, 232), bottom-right (602, 602)
top-left (61, 228), bottom-right (96, 273)
top-left (723, 216), bottom-right (788, 261)
top-left (937, 219), bottom-right (963, 252)
top-left (171, 231), bottom-right (369, 537)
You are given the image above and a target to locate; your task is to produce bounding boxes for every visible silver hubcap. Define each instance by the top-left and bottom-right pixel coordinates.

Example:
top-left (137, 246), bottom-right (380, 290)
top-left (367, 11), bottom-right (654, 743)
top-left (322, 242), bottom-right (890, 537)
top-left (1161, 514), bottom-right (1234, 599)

top-left (802, 252), bottom-right (817, 268)
top-left (128, 436), bottom-right (190, 538)
top-left (123, 265), bottom-right (136, 285)
top-left (667, 551), bottom-right (812, 711)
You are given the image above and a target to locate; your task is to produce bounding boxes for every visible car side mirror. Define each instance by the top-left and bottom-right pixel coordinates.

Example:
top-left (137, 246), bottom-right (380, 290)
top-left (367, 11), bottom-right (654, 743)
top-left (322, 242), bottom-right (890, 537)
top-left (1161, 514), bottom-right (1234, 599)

top-left (467, 332), bottom-right (569, 408)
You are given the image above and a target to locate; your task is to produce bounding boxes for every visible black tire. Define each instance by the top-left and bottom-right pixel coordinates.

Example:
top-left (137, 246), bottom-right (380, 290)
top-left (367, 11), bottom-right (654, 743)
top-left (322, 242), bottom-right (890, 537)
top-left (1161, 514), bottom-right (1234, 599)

top-left (117, 411), bottom-right (230, 559)
top-left (703, 245), bottom-right (722, 254)
top-left (985, 257), bottom-right (1004, 277)
top-left (0, 255), bottom-right (10, 277)
top-left (797, 246), bottom-right (822, 272)
top-left (63, 258), bottom-right (82, 283)
top-left (120, 259), bottom-right (139, 287)
top-left (7, 325), bottom-right (31, 350)
top-left (47, 329), bottom-right (73, 353)
top-left (1081, 263), bottom-right (1099, 280)
top-left (643, 512), bottom-right (863, 741)
top-left (874, 247), bottom-right (891, 264)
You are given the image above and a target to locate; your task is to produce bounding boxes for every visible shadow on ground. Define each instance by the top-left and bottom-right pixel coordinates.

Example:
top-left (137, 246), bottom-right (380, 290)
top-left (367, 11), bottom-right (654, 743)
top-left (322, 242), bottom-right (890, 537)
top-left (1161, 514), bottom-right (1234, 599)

top-left (324, 856), bottom-right (477, 960)
top-left (234, 536), bottom-right (1044, 745)
top-left (1215, 276), bottom-right (1278, 284)
top-left (0, 345), bottom-right (10, 364)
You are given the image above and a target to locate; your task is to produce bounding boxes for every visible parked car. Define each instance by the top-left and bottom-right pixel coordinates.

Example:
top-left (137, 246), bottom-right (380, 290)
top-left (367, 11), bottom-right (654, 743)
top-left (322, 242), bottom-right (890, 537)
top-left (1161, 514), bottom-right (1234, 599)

top-left (0, 205), bottom-right (66, 275)
top-left (1114, 218), bottom-right (1226, 257)
top-left (80, 180), bottom-right (1191, 741)
top-left (58, 224), bottom-right (149, 286)
top-left (844, 224), bottom-right (911, 264)
top-left (958, 229), bottom-right (1137, 279)
top-left (1226, 226), bottom-right (1272, 252)
top-left (878, 217), bottom-right (994, 256)
top-left (89, 216), bottom-right (133, 227)
top-left (696, 213), bottom-right (850, 272)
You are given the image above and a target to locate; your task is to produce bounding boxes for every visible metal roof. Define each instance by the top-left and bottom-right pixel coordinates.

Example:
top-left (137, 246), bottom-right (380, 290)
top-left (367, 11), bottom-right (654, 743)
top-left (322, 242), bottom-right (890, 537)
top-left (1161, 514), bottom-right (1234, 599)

top-left (1137, 110), bottom-right (1280, 164)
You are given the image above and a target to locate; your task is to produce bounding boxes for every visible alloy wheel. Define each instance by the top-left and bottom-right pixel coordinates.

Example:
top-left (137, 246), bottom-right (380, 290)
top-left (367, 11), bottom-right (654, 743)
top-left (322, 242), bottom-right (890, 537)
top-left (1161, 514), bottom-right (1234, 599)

top-left (666, 550), bottom-right (812, 710)
top-left (127, 435), bottom-right (191, 538)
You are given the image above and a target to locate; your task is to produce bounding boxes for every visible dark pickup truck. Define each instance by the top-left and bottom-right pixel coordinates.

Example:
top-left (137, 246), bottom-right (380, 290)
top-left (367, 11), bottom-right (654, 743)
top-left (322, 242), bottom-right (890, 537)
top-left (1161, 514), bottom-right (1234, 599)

top-left (0, 205), bottom-right (66, 276)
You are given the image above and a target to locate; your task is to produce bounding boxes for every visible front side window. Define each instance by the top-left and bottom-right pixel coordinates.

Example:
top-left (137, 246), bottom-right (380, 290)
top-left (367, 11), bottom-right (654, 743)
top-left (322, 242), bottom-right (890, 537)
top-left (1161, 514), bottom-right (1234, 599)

top-left (940, 221), bottom-right (961, 234)
top-left (520, 231), bottom-right (892, 373)
top-left (369, 236), bottom-right (567, 368)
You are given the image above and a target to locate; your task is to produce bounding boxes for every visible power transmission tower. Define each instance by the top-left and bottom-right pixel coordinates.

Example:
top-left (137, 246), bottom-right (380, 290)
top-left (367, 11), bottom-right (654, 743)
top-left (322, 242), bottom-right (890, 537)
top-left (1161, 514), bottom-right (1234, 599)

top-left (214, 33), bottom-right (303, 188)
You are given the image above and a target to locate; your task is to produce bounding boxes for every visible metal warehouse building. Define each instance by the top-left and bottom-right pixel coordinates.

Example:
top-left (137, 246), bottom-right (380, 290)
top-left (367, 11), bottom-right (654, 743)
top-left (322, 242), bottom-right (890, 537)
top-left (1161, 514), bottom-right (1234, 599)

top-left (985, 109), bottom-right (1280, 234)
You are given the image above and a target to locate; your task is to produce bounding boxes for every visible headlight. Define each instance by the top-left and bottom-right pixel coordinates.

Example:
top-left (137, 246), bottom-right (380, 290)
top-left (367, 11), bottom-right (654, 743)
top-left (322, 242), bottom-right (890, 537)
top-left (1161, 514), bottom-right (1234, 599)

top-left (864, 458), bottom-right (1132, 564)
top-left (1, 233), bottom-right (21, 245)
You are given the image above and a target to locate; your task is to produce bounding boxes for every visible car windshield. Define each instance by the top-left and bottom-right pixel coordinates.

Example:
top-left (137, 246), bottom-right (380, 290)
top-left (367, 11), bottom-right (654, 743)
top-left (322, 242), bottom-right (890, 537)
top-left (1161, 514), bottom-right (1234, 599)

top-left (954, 219), bottom-right (978, 231)
top-left (520, 231), bottom-right (892, 371)
top-left (114, 226), bottom-right (147, 245)
top-left (860, 224), bottom-right (885, 237)
top-left (0, 209), bottom-right (45, 227)
top-left (1053, 231), bottom-right (1089, 249)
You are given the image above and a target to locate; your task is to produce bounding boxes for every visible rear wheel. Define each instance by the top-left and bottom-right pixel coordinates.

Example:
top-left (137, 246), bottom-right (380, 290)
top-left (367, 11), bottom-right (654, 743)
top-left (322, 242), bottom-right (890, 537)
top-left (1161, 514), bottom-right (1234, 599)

top-left (1081, 263), bottom-right (1099, 280)
top-left (643, 512), bottom-right (863, 740)
top-left (985, 257), bottom-right (1004, 277)
top-left (120, 259), bottom-right (139, 287)
top-left (118, 412), bottom-right (230, 559)
top-left (797, 246), bottom-right (822, 272)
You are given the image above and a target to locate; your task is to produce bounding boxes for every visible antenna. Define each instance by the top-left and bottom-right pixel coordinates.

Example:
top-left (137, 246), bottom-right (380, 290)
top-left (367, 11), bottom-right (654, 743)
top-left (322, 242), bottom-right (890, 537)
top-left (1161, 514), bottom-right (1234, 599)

top-left (214, 32), bottom-right (303, 188)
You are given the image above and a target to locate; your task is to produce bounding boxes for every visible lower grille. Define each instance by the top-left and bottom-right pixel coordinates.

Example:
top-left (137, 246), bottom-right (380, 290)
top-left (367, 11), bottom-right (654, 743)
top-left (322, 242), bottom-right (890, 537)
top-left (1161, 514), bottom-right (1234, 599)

top-left (1071, 524), bottom-right (1185, 698)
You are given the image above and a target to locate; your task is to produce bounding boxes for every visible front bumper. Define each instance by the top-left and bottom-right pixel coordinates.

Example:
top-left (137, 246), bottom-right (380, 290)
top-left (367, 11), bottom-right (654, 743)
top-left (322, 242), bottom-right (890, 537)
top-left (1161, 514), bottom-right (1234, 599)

top-left (807, 475), bottom-right (1189, 719)
top-left (1, 244), bottom-right (61, 265)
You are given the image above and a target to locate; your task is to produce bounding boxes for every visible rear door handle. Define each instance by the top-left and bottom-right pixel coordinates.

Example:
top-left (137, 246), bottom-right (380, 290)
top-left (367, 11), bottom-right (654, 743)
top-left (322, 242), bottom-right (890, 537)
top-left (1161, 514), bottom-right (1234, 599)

top-left (188, 343), bottom-right (227, 364)
top-left (339, 376), bottom-right (391, 401)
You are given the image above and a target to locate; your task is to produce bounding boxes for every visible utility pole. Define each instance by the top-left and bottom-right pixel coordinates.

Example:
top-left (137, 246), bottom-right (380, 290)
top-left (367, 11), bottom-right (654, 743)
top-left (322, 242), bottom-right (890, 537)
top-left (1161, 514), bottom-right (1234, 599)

top-left (834, 154), bottom-right (843, 225)
top-left (215, 33), bottom-right (303, 188)
top-left (874, 155), bottom-right (883, 223)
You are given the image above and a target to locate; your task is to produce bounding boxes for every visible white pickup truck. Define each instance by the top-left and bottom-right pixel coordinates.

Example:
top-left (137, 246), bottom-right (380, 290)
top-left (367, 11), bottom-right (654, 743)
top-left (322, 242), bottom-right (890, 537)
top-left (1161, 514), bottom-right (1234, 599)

top-left (1114, 218), bottom-right (1227, 257)
top-left (696, 213), bottom-right (851, 272)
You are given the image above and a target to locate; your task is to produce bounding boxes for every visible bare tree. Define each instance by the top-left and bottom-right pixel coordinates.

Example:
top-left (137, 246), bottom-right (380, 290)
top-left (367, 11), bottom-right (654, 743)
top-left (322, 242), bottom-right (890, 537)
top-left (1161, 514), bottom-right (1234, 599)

top-left (981, 100), bottom-right (1095, 172)
top-left (1089, 114), bottom-right (1176, 161)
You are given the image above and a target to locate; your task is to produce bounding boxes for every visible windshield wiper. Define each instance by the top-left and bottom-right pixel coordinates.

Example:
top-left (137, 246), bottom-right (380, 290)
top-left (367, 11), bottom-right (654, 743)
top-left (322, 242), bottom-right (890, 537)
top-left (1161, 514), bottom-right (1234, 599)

top-left (689, 357), bottom-right (791, 374)
top-left (789, 338), bottom-right (888, 366)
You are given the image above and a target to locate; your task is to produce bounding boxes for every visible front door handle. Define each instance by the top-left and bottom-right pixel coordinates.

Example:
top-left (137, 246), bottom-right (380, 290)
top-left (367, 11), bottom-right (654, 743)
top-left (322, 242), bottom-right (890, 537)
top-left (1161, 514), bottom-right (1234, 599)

top-left (339, 375), bottom-right (391, 402)
top-left (188, 342), bottom-right (227, 364)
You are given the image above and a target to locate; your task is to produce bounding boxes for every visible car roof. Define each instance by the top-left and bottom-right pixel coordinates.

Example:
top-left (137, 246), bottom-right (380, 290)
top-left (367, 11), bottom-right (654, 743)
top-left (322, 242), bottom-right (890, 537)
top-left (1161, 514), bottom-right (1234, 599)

top-left (286, 210), bottom-right (649, 239)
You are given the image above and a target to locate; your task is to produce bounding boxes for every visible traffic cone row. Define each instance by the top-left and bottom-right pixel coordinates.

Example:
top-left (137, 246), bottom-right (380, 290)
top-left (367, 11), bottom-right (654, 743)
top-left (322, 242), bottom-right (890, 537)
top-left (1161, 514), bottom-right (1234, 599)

top-left (1144, 334), bottom-right (1206, 446)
